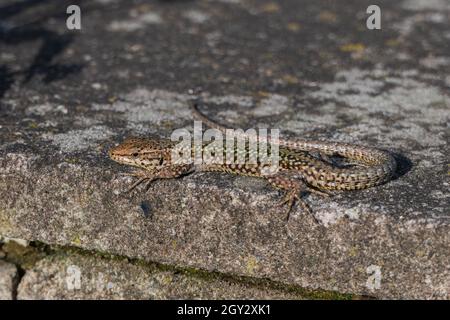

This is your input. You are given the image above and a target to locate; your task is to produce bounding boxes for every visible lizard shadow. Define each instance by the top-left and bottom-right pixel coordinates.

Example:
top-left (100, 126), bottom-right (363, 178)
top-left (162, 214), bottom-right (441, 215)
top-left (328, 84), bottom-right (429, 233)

top-left (390, 152), bottom-right (413, 180)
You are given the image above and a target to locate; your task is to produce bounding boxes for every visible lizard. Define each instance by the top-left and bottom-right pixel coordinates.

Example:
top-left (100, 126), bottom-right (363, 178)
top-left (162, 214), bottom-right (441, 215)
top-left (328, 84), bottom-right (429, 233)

top-left (109, 102), bottom-right (397, 222)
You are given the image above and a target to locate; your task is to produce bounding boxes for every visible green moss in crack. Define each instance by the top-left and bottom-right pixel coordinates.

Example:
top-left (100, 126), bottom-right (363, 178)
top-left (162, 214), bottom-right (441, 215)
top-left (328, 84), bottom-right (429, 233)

top-left (24, 242), bottom-right (358, 300)
top-left (176, 266), bottom-right (355, 300)
top-left (2, 240), bottom-right (47, 270)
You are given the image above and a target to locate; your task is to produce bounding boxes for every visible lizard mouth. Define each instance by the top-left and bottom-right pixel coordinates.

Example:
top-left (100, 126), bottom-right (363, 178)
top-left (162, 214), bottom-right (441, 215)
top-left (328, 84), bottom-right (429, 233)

top-left (109, 152), bottom-right (128, 164)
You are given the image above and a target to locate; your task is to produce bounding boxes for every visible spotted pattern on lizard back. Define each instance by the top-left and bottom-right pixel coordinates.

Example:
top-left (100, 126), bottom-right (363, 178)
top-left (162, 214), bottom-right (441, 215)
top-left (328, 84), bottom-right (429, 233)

top-left (108, 103), bottom-right (397, 222)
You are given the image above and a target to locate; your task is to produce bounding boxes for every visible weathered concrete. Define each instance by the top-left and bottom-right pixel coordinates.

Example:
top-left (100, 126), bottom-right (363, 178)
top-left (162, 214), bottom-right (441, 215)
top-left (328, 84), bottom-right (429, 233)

top-left (0, 0), bottom-right (449, 299)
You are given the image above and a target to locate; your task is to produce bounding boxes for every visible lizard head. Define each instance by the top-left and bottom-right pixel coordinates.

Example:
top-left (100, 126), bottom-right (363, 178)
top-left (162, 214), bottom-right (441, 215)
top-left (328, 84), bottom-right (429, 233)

top-left (109, 137), bottom-right (173, 169)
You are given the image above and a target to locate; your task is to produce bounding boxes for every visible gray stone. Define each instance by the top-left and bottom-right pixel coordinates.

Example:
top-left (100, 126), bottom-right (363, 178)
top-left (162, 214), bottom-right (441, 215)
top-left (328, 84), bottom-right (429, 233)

top-left (17, 252), bottom-right (304, 300)
top-left (1, 0), bottom-right (449, 299)
top-left (0, 260), bottom-right (17, 300)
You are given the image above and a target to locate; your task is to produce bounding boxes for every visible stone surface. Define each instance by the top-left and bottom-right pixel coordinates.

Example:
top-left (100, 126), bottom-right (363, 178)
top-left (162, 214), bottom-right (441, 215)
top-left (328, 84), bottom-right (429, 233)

top-left (0, 260), bottom-right (17, 300)
top-left (0, 0), bottom-right (449, 299)
top-left (17, 251), bottom-right (308, 300)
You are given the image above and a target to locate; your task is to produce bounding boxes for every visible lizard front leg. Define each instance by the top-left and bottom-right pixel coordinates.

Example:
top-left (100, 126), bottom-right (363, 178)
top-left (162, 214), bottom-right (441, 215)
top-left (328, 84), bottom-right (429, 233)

top-left (123, 164), bottom-right (194, 193)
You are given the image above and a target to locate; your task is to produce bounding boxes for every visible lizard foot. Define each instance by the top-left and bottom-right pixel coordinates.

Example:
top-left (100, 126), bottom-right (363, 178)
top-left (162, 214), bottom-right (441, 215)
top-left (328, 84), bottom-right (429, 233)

top-left (269, 172), bottom-right (325, 223)
top-left (123, 170), bottom-right (156, 193)
top-left (278, 190), bottom-right (319, 224)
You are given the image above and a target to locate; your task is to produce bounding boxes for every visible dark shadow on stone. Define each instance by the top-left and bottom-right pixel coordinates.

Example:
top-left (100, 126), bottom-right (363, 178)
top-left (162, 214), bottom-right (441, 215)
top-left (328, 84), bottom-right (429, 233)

top-left (0, 0), bottom-right (87, 98)
top-left (0, 0), bottom-right (45, 19)
top-left (18, 31), bottom-right (80, 84)
top-left (140, 200), bottom-right (153, 219)
top-left (391, 152), bottom-right (412, 180)
top-left (0, 66), bottom-right (15, 100)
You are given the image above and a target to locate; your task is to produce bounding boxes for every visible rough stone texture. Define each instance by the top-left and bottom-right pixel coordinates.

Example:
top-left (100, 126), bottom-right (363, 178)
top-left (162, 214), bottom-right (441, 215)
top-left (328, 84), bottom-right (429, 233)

top-left (0, 0), bottom-right (449, 299)
top-left (0, 260), bottom-right (17, 300)
top-left (17, 252), bottom-right (307, 300)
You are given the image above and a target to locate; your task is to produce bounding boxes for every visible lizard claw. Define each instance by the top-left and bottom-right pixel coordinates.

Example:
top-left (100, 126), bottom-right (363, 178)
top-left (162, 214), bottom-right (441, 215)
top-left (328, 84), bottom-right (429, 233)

top-left (122, 170), bottom-right (156, 193)
top-left (125, 177), bottom-right (145, 193)
top-left (296, 198), bottom-right (320, 224)
top-left (278, 189), bottom-right (300, 221)
top-left (278, 189), bottom-right (320, 224)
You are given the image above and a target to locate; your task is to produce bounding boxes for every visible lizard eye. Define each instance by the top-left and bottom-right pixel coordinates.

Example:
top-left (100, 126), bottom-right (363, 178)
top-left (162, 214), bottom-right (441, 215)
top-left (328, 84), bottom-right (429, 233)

top-left (159, 158), bottom-right (164, 166)
top-left (132, 153), bottom-right (138, 157)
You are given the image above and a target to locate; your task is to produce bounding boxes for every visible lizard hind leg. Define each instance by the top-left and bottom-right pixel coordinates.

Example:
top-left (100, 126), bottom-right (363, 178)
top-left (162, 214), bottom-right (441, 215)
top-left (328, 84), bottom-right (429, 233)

top-left (278, 187), bottom-right (319, 223)
top-left (267, 172), bottom-right (324, 223)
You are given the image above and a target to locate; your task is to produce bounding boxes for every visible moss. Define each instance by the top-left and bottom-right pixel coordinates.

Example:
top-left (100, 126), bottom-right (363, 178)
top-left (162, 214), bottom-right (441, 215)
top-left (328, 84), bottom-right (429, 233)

top-left (71, 235), bottom-right (82, 246)
top-left (59, 243), bottom-right (360, 299)
top-left (177, 265), bottom-right (355, 300)
top-left (4, 240), bottom-right (360, 300)
top-left (28, 122), bottom-right (39, 129)
top-left (64, 158), bottom-right (80, 164)
top-left (245, 256), bottom-right (258, 274)
top-left (428, 100), bottom-right (447, 109)
top-left (340, 43), bottom-right (365, 53)
top-left (2, 240), bottom-right (47, 270)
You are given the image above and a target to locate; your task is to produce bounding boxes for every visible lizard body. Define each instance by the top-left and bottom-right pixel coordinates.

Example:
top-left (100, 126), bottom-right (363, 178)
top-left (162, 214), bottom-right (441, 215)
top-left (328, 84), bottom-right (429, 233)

top-left (109, 103), bottom-right (397, 221)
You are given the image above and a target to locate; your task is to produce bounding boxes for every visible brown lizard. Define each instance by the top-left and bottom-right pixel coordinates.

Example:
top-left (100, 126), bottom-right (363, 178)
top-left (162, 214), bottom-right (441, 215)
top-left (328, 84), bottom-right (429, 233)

top-left (109, 102), bottom-right (397, 222)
